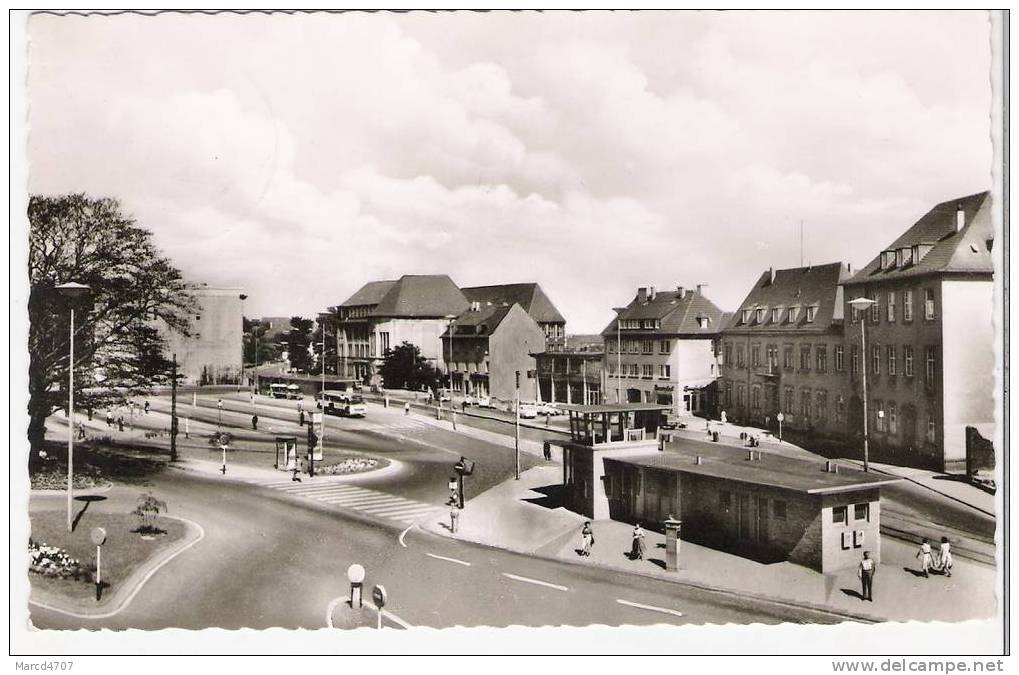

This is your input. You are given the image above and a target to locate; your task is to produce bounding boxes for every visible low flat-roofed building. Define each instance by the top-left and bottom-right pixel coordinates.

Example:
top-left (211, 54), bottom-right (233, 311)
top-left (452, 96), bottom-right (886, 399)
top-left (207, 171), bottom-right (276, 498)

top-left (600, 439), bottom-right (899, 573)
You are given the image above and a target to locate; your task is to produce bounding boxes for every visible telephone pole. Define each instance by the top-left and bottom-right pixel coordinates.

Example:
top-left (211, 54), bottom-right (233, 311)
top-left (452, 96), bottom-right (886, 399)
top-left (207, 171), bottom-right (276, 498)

top-left (170, 353), bottom-right (178, 463)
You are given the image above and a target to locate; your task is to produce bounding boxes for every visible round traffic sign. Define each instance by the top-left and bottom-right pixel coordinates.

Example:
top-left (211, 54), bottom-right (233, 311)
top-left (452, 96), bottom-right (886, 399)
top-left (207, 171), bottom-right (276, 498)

top-left (90, 527), bottom-right (107, 547)
top-left (776, 413), bottom-right (785, 422)
top-left (347, 563), bottom-right (365, 584)
top-left (372, 584), bottom-right (387, 608)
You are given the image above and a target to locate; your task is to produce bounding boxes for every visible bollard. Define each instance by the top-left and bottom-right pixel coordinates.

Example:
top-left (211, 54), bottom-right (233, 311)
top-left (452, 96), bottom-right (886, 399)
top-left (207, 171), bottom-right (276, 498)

top-left (664, 516), bottom-right (682, 572)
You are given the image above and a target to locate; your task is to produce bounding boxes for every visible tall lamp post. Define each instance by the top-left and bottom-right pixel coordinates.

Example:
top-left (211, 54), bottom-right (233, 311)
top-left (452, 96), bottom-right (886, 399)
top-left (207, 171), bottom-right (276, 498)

top-left (613, 307), bottom-right (626, 404)
top-left (849, 297), bottom-right (876, 472)
top-left (239, 294), bottom-right (248, 390)
top-left (56, 281), bottom-right (91, 532)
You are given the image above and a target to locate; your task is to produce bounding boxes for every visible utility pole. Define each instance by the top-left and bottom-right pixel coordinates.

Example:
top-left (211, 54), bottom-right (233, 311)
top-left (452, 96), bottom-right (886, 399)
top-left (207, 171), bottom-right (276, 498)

top-left (170, 353), bottom-right (178, 462)
top-left (514, 370), bottom-right (521, 480)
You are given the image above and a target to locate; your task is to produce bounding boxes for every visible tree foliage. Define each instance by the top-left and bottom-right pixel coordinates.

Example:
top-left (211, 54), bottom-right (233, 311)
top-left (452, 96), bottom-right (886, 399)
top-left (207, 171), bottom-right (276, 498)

top-left (283, 316), bottom-right (315, 373)
top-left (28, 194), bottom-right (195, 460)
top-left (311, 312), bottom-right (338, 375)
top-left (378, 342), bottom-right (443, 392)
top-left (243, 318), bottom-right (279, 366)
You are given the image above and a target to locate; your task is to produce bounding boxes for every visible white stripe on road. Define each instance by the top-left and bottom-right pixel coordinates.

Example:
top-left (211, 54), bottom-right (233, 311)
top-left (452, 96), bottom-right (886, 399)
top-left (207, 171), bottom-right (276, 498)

top-left (426, 552), bottom-right (472, 567)
top-left (399, 523), bottom-right (415, 547)
top-left (354, 500), bottom-right (424, 514)
top-left (274, 483), bottom-right (363, 494)
top-left (364, 502), bottom-right (440, 517)
top-left (287, 485), bottom-right (367, 497)
top-left (321, 494), bottom-right (405, 507)
top-left (502, 573), bottom-right (568, 592)
top-left (616, 599), bottom-right (684, 618)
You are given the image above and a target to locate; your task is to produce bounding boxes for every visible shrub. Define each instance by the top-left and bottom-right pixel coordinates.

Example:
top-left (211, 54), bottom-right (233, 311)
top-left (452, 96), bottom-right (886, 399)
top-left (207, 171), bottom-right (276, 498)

top-left (28, 539), bottom-right (90, 582)
top-left (132, 491), bottom-right (168, 535)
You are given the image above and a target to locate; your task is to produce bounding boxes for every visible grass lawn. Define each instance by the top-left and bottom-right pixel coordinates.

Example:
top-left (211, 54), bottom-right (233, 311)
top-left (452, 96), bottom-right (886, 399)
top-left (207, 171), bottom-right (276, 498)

top-left (29, 509), bottom-right (187, 607)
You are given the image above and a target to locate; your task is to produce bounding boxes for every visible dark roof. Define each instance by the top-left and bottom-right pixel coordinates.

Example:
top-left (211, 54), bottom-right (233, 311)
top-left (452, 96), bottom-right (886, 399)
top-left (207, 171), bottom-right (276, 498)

top-left (566, 334), bottom-right (604, 351)
top-left (845, 191), bottom-right (994, 285)
top-left (339, 280), bottom-right (397, 308)
top-left (612, 439), bottom-right (900, 495)
top-left (370, 275), bottom-right (470, 318)
top-left (560, 403), bottom-right (671, 414)
top-left (461, 283), bottom-right (566, 324)
top-left (441, 304), bottom-right (515, 337)
top-left (601, 288), bottom-right (727, 337)
top-left (723, 262), bottom-right (850, 333)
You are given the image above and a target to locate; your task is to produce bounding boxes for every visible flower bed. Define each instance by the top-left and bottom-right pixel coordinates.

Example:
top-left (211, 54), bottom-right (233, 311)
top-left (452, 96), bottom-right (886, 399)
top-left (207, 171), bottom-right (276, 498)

top-left (29, 540), bottom-right (91, 582)
top-left (317, 454), bottom-right (389, 476)
top-left (31, 465), bottom-right (111, 491)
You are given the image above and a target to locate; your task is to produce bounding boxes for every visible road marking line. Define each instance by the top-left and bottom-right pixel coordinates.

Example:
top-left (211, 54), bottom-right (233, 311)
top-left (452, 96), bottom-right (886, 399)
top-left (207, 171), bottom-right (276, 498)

top-left (502, 573), bottom-right (568, 592)
top-left (426, 552), bottom-right (471, 567)
top-left (288, 485), bottom-right (366, 497)
top-left (399, 523), bottom-right (415, 547)
top-left (275, 483), bottom-right (365, 493)
top-left (356, 501), bottom-right (425, 514)
top-left (321, 495), bottom-right (405, 507)
top-left (363, 502), bottom-right (437, 516)
top-left (397, 510), bottom-right (443, 523)
top-left (615, 599), bottom-right (684, 617)
top-left (384, 505), bottom-right (443, 519)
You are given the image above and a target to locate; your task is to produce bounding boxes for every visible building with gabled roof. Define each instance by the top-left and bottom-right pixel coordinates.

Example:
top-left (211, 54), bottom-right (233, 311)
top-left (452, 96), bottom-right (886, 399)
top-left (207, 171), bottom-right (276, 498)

top-left (720, 262), bottom-right (854, 439)
top-left (842, 191), bottom-right (995, 472)
top-left (601, 285), bottom-right (727, 416)
top-left (461, 283), bottom-right (567, 348)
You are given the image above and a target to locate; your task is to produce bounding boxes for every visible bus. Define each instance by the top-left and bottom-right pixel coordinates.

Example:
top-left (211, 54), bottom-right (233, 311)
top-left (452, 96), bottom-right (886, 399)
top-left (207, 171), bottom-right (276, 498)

top-left (269, 383), bottom-right (303, 400)
top-left (319, 390), bottom-right (367, 418)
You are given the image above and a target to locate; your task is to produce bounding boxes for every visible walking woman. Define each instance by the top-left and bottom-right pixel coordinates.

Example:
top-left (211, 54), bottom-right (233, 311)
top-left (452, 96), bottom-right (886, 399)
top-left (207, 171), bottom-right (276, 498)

top-left (938, 536), bottom-right (954, 577)
top-left (631, 523), bottom-right (647, 560)
top-left (580, 522), bottom-right (594, 557)
top-left (916, 537), bottom-right (934, 578)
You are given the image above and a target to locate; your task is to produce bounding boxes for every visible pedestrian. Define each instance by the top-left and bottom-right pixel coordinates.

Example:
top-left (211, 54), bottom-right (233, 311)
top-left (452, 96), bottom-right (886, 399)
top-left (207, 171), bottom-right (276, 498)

top-left (404, 402), bottom-right (410, 416)
top-left (77, 423), bottom-right (86, 441)
top-left (87, 407), bottom-right (94, 421)
top-left (452, 410), bottom-right (457, 431)
top-left (449, 501), bottom-right (461, 533)
top-left (580, 521), bottom-right (594, 556)
top-left (299, 410), bottom-right (305, 427)
top-left (543, 440), bottom-right (552, 461)
top-left (297, 400), bottom-right (303, 413)
top-left (720, 410), bottom-right (727, 424)
top-left (739, 431), bottom-right (746, 444)
top-left (461, 400), bottom-right (467, 413)
top-left (631, 523), bottom-right (647, 560)
top-left (117, 416), bottom-right (124, 432)
top-left (545, 413), bottom-right (550, 428)
top-left (251, 414), bottom-right (258, 430)
top-left (937, 536), bottom-right (953, 577)
top-left (144, 400), bottom-right (150, 415)
top-left (106, 410), bottom-right (113, 427)
top-left (290, 450), bottom-right (302, 482)
top-left (858, 551), bottom-right (876, 601)
top-left (916, 537), bottom-right (934, 577)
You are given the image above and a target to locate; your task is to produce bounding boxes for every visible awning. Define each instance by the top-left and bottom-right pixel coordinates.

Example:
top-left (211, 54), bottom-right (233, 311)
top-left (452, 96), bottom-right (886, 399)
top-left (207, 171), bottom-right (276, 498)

top-left (677, 377), bottom-right (716, 391)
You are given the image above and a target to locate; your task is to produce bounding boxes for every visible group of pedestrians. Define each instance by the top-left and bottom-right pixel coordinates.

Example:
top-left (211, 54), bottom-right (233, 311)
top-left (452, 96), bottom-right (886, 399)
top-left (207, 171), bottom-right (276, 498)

top-left (575, 522), bottom-right (647, 560)
top-left (855, 536), bottom-right (954, 603)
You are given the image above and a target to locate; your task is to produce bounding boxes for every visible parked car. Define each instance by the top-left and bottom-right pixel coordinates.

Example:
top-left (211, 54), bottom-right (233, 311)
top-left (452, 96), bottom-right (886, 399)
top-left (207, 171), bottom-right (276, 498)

top-left (539, 402), bottom-right (562, 416)
top-left (518, 403), bottom-right (538, 419)
top-left (437, 389), bottom-right (452, 402)
top-left (475, 396), bottom-right (492, 408)
top-left (463, 395), bottom-right (477, 406)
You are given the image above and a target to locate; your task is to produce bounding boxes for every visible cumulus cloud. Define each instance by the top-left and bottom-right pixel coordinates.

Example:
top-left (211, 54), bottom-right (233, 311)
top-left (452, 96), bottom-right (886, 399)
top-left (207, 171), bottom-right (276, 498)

top-left (26, 11), bottom-right (993, 332)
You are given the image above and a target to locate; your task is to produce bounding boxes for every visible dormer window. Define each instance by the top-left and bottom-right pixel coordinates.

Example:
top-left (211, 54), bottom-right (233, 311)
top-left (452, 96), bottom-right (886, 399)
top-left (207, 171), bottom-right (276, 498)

top-left (881, 251), bottom-right (896, 270)
top-left (741, 309), bottom-right (752, 324)
top-left (697, 316), bottom-right (711, 329)
top-left (755, 308), bottom-right (765, 323)
top-left (771, 307), bottom-right (783, 323)
top-left (805, 306), bottom-right (817, 323)
top-left (788, 305), bottom-right (800, 322)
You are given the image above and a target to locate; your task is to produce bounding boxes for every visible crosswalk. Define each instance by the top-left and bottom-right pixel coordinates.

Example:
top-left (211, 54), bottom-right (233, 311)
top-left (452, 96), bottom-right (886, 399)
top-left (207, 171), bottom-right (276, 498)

top-left (254, 479), bottom-right (445, 524)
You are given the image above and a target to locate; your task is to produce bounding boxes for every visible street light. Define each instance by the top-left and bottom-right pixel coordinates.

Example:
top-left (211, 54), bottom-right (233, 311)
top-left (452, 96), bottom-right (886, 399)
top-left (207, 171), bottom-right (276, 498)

top-left (443, 314), bottom-right (458, 396)
top-left (849, 296), bottom-right (877, 472)
top-left (238, 294), bottom-right (248, 391)
top-left (613, 307), bottom-right (627, 404)
top-left (55, 281), bottom-right (91, 533)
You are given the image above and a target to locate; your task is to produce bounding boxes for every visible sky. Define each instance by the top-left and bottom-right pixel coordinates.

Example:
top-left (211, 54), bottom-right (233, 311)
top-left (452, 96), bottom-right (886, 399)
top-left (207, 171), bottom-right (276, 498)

top-left (25, 10), bottom-right (994, 333)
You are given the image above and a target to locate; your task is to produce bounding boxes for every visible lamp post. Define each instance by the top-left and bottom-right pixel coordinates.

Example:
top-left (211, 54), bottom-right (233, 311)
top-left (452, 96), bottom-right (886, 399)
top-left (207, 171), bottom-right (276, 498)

top-left (55, 281), bottom-right (91, 532)
top-left (239, 294), bottom-right (248, 391)
top-left (849, 297), bottom-right (877, 472)
top-left (613, 307), bottom-right (626, 404)
top-left (443, 314), bottom-right (457, 396)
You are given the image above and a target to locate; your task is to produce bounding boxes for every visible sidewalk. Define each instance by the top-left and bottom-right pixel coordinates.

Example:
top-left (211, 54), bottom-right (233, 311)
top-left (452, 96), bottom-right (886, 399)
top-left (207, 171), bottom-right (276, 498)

top-left (838, 458), bottom-right (995, 517)
top-left (423, 466), bottom-right (996, 624)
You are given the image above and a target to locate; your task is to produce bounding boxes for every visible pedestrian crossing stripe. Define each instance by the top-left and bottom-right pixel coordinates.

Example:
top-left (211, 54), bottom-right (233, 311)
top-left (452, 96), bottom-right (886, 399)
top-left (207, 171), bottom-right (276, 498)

top-left (256, 480), bottom-right (443, 524)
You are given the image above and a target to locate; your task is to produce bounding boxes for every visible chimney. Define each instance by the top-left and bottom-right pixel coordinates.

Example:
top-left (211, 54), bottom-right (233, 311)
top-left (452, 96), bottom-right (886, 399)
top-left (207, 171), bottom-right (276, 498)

top-left (649, 286), bottom-right (656, 301)
top-left (676, 286), bottom-right (685, 297)
top-left (695, 455), bottom-right (703, 465)
top-left (696, 284), bottom-right (703, 295)
top-left (768, 267), bottom-right (775, 284)
top-left (956, 204), bottom-right (966, 232)
top-left (637, 287), bottom-right (647, 303)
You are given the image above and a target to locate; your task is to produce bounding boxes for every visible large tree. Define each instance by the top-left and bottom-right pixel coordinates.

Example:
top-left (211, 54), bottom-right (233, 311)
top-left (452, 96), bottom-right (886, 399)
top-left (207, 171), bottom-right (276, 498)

top-left (378, 342), bottom-right (442, 392)
top-left (283, 316), bottom-right (315, 373)
top-left (243, 318), bottom-right (279, 366)
top-left (28, 194), bottom-right (195, 465)
top-left (311, 312), bottom-right (338, 376)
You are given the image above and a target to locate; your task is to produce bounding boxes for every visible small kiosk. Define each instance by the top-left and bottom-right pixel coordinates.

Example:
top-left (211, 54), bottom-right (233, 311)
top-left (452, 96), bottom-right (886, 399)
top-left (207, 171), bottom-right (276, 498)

top-left (274, 436), bottom-right (298, 470)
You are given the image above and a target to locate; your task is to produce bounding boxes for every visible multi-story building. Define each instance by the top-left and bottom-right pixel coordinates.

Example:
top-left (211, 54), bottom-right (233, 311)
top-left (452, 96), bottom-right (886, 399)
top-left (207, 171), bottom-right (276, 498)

top-left (461, 283), bottom-right (567, 349)
top-left (257, 316), bottom-right (293, 343)
top-left (601, 285), bottom-right (726, 417)
top-left (720, 263), bottom-right (853, 439)
top-left (162, 284), bottom-right (244, 385)
top-left (441, 302), bottom-right (545, 402)
top-left (532, 334), bottom-right (605, 405)
top-left (333, 275), bottom-right (469, 385)
top-left (842, 191), bottom-right (994, 472)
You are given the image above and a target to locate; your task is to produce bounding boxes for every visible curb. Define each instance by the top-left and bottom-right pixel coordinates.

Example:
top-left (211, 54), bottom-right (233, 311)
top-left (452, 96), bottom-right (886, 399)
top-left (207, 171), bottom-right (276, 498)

top-left (838, 459), bottom-right (995, 519)
top-left (30, 484), bottom-right (114, 496)
top-left (166, 456), bottom-right (402, 486)
top-left (28, 514), bottom-right (205, 620)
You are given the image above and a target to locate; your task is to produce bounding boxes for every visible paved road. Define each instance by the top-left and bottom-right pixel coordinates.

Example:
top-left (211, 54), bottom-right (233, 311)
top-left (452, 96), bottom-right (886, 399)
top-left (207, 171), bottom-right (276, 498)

top-left (29, 470), bottom-right (846, 630)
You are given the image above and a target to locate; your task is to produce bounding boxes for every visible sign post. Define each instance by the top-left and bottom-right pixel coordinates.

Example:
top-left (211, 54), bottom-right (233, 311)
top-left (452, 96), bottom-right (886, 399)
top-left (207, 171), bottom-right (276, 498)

top-left (90, 526), bottom-right (107, 601)
top-left (347, 563), bottom-right (365, 609)
top-left (776, 412), bottom-right (785, 443)
top-left (372, 585), bottom-right (387, 630)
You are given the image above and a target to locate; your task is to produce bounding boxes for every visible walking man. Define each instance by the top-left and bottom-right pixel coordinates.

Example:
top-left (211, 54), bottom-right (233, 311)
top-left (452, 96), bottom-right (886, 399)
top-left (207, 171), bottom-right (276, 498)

top-left (144, 400), bottom-right (150, 415)
top-left (404, 401), bottom-right (410, 416)
top-left (106, 410), bottom-right (113, 427)
top-left (858, 551), bottom-right (876, 602)
top-left (631, 523), bottom-right (647, 560)
top-left (449, 500), bottom-right (461, 533)
top-left (251, 414), bottom-right (259, 430)
top-left (299, 409), bottom-right (305, 427)
top-left (117, 416), bottom-right (124, 432)
top-left (543, 440), bottom-right (552, 462)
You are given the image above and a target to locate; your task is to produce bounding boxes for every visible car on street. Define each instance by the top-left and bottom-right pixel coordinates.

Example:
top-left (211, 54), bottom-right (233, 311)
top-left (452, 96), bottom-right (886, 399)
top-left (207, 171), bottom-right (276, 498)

top-left (538, 402), bottom-right (562, 416)
top-left (475, 396), bottom-right (493, 408)
top-left (518, 403), bottom-right (538, 419)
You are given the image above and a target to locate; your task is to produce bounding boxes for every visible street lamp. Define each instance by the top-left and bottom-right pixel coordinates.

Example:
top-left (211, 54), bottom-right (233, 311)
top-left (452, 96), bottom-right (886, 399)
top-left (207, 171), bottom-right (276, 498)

top-left (442, 313), bottom-right (458, 396)
top-left (613, 307), bottom-right (627, 404)
top-left (55, 281), bottom-right (91, 532)
top-left (849, 296), bottom-right (877, 472)
top-left (238, 294), bottom-right (248, 391)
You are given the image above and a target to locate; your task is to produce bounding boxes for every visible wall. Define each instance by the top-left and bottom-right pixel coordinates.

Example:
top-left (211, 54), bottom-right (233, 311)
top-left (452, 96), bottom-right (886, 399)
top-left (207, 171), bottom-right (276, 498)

top-left (941, 279), bottom-right (995, 471)
top-left (163, 287), bottom-right (243, 385)
top-left (374, 318), bottom-right (450, 366)
top-left (819, 489), bottom-right (881, 572)
top-left (488, 305), bottom-right (546, 402)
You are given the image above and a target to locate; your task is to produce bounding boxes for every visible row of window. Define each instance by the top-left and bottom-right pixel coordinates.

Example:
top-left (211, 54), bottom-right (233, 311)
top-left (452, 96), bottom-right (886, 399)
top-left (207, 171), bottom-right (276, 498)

top-left (849, 344), bottom-right (937, 381)
top-left (618, 318), bottom-right (661, 330)
top-left (833, 503), bottom-right (870, 525)
top-left (450, 361), bottom-right (491, 374)
top-left (606, 363), bottom-right (672, 379)
top-left (738, 304), bottom-right (818, 326)
top-left (718, 491), bottom-right (789, 521)
top-left (850, 288), bottom-right (936, 324)
top-left (726, 342), bottom-right (844, 373)
top-left (607, 339), bottom-right (672, 355)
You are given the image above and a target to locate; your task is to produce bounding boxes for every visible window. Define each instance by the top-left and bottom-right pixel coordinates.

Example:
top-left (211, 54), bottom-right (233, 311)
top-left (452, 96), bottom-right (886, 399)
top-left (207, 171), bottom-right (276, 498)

top-left (805, 306), bottom-right (816, 323)
top-left (630, 364), bottom-right (640, 378)
top-left (854, 503), bottom-right (870, 522)
top-left (851, 345), bottom-right (860, 374)
top-left (924, 289), bottom-right (936, 320)
top-left (904, 290), bottom-right (914, 321)
top-left (800, 345), bottom-right (811, 371)
top-left (926, 414), bottom-right (937, 443)
top-left (889, 402), bottom-right (898, 434)
top-left (789, 305), bottom-right (800, 322)
top-left (887, 292), bottom-right (896, 322)
top-left (608, 339), bottom-right (617, 354)
top-left (642, 364), bottom-right (654, 379)
top-left (815, 390), bottom-right (828, 422)
top-left (833, 506), bottom-right (848, 524)
top-left (783, 386), bottom-right (794, 415)
top-left (751, 386), bottom-right (761, 413)
top-left (736, 345), bottom-right (746, 368)
top-left (887, 345), bottom-right (897, 375)
top-left (871, 345), bottom-right (881, 374)
top-left (772, 307), bottom-right (782, 323)
top-left (835, 345), bottom-right (844, 372)
top-left (835, 395), bottom-right (845, 426)
top-left (659, 340), bottom-right (670, 354)
top-left (736, 385), bottom-right (746, 408)
top-left (724, 382), bottom-right (732, 407)
top-left (925, 346), bottom-right (937, 382)
top-left (783, 345), bottom-right (794, 370)
top-left (724, 343), bottom-right (732, 366)
top-left (741, 309), bottom-right (751, 324)
top-left (881, 251), bottom-right (896, 270)
top-left (380, 331), bottom-right (390, 353)
top-left (755, 308), bottom-right (765, 323)
top-left (904, 345), bottom-right (915, 377)
top-left (641, 340), bottom-right (654, 355)
top-left (751, 344), bottom-right (761, 367)
top-left (659, 364), bottom-right (671, 379)
top-left (800, 389), bottom-right (812, 422)
top-left (629, 340), bottom-right (638, 354)
top-left (816, 345), bottom-right (827, 373)
top-left (870, 293), bottom-right (880, 323)
top-left (773, 501), bottom-right (787, 520)
top-left (719, 490), bottom-right (732, 511)
top-left (875, 400), bottom-right (885, 432)
top-left (766, 344), bottom-right (778, 371)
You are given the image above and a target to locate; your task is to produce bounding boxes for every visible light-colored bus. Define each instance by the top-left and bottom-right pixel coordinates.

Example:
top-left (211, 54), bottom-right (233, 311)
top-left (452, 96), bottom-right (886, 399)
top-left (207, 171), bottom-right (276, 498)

top-left (319, 390), bottom-right (367, 418)
top-left (269, 383), bottom-right (303, 400)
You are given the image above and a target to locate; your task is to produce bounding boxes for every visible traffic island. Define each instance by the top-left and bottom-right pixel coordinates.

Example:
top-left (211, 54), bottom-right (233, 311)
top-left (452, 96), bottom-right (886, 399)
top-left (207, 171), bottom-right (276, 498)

top-left (27, 506), bottom-right (197, 617)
